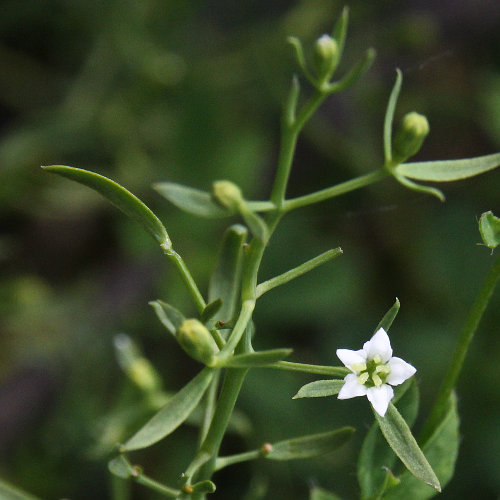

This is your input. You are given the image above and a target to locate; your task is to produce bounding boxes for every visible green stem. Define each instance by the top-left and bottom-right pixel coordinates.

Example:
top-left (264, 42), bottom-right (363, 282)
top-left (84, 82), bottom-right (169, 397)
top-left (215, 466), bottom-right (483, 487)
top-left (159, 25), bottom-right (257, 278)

top-left (187, 368), bottom-right (248, 488)
top-left (133, 474), bottom-right (181, 498)
top-left (420, 251), bottom-right (500, 444)
top-left (283, 169), bottom-right (388, 212)
top-left (199, 370), bottom-right (221, 446)
top-left (268, 361), bottom-right (349, 377)
top-left (215, 449), bottom-right (261, 471)
top-left (165, 249), bottom-right (206, 313)
top-left (270, 89), bottom-right (326, 208)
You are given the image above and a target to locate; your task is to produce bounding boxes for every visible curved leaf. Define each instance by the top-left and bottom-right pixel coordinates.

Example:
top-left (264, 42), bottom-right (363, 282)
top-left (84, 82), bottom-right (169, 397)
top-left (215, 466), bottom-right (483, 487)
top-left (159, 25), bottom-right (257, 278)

top-left (375, 298), bottom-right (400, 333)
top-left (358, 379), bottom-right (419, 498)
top-left (149, 300), bottom-right (185, 337)
top-left (375, 403), bottom-right (440, 492)
top-left (154, 182), bottom-right (234, 218)
top-left (293, 379), bottom-right (345, 399)
top-left (266, 427), bottom-right (354, 461)
top-left (122, 367), bottom-right (215, 451)
top-left (395, 152), bottom-right (500, 181)
top-left (43, 166), bottom-right (170, 248)
top-left (383, 393), bottom-right (459, 500)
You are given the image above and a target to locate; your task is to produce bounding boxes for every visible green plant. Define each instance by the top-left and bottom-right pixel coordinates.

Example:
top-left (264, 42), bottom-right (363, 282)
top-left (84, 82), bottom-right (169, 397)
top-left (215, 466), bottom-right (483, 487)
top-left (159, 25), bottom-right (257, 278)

top-left (7, 6), bottom-right (500, 500)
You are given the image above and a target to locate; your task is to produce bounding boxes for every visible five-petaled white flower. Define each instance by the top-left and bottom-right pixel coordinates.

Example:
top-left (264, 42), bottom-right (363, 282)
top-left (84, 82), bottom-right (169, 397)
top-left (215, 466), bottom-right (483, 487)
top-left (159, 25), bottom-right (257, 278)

top-left (336, 327), bottom-right (416, 417)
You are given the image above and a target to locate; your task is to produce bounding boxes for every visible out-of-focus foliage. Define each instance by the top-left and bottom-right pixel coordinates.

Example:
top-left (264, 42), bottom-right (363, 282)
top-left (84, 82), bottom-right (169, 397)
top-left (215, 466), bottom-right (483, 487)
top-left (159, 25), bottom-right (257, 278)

top-left (0, 1), bottom-right (499, 498)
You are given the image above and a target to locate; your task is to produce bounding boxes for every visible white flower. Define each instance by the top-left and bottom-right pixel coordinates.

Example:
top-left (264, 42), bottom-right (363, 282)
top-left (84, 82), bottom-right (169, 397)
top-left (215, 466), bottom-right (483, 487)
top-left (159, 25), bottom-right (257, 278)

top-left (336, 328), bottom-right (416, 417)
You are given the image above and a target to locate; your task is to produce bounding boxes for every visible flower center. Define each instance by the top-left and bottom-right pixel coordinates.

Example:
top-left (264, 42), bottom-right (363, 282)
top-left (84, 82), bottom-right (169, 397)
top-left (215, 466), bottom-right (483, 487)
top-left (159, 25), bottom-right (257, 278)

top-left (356, 356), bottom-right (390, 388)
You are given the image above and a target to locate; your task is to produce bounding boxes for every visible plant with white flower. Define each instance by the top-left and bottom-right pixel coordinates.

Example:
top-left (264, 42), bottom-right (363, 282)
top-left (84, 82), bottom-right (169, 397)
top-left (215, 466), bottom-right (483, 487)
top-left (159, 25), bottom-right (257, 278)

top-left (337, 327), bottom-right (416, 416)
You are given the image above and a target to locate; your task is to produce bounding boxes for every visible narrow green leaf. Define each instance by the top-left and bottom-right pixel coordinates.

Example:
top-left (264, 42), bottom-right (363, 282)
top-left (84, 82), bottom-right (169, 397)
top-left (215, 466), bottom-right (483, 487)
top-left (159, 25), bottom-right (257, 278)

top-left (479, 211), bottom-right (500, 249)
top-left (384, 393), bottom-right (459, 500)
top-left (256, 248), bottom-right (343, 298)
top-left (375, 403), bottom-right (440, 492)
top-left (149, 300), bottom-right (185, 337)
top-left (220, 349), bottom-right (293, 368)
top-left (208, 224), bottom-right (248, 323)
top-left (154, 182), bottom-right (234, 218)
top-left (0, 479), bottom-right (41, 500)
top-left (42, 166), bottom-right (170, 248)
top-left (310, 487), bottom-right (343, 500)
top-left (329, 48), bottom-right (376, 94)
top-left (293, 379), bottom-right (345, 399)
top-left (393, 172), bottom-right (445, 201)
top-left (375, 298), bottom-right (400, 333)
top-left (395, 152), bottom-right (500, 181)
top-left (191, 480), bottom-right (217, 494)
top-left (266, 427), bottom-right (354, 461)
top-left (108, 455), bottom-right (136, 479)
top-left (331, 6), bottom-right (349, 58)
top-left (384, 70), bottom-right (403, 164)
top-left (201, 298), bottom-right (223, 323)
top-left (358, 379), bottom-right (419, 498)
top-left (122, 367), bottom-right (215, 451)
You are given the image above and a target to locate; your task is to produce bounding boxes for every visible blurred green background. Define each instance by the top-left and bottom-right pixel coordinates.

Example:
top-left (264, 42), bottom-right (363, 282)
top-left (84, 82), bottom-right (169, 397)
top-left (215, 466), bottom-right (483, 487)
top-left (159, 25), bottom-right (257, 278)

top-left (1, 0), bottom-right (499, 498)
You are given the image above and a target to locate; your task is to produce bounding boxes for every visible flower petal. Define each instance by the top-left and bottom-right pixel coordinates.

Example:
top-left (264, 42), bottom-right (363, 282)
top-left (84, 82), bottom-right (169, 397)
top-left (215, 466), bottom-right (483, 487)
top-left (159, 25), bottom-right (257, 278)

top-left (338, 374), bottom-right (367, 399)
top-left (366, 384), bottom-right (394, 417)
top-left (336, 349), bottom-right (366, 370)
top-left (363, 328), bottom-right (392, 362)
top-left (387, 357), bottom-right (416, 386)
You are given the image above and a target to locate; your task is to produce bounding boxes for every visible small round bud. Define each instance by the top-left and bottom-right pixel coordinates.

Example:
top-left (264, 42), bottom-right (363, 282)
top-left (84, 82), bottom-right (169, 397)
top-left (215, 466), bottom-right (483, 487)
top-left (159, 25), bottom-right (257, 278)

top-left (313, 34), bottom-right (339, 84)
top-left (177, 319), bottom-right (219, 365)
top-left (392, 112), bottom-right (429, 164)
top-left (212, 180), bottom-right (243, 210)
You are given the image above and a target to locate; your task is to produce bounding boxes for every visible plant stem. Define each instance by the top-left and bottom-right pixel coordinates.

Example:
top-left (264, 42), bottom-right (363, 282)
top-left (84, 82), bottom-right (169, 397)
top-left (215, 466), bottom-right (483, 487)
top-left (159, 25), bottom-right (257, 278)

top-left (268, 360), bottom-right (349, 377)
top-left (419, 251), bottom-right (500, 444)
top-left (283, 169), bottom-right (388, 212)
top-left (165, 249), bottom-right (206, 313)
top-left (215, 449), bottom-right (261, 471)
top-left (270, 89), bottom-right (325, 208)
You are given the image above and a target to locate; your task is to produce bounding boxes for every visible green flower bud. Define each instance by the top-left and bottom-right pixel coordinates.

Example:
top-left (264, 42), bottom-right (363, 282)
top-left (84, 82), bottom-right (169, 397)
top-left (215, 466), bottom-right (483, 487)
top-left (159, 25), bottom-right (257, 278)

top-left (212, 180), bottom-right (243, 210)
top-left (177, 319), bottom-right (219, 365)
top-left (392, 112), bottom-right (430, 164)
top-left (313, 34), bottom-right (339, 84)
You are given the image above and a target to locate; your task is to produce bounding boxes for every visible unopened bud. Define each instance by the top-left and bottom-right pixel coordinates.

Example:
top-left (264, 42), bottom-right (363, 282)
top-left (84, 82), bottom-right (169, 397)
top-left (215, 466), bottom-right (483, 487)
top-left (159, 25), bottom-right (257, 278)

top-left (392, 112), bottom-right (429, 164)
top-left (178, 319), bottom-right (219, 365)
top-left (212, 180), bottom-right (243, 210)
top-left (313, 35), bottom-right (339, 84)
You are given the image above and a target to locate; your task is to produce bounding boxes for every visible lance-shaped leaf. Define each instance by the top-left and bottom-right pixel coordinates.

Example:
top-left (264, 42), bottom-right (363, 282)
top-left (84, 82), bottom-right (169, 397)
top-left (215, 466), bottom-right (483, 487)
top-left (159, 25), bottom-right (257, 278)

top-left (154, 182), bottom-right (234, 218)
top-left (358, 379), bottom-right (419, 498)
top-left (220, 348), bottom-right (293, 368)
top-left (0, 479), bottom-right (41, 500)
top-left (479, 211), bottom-right (500, 249)
top-left (122, 367), bottom-right (215, 451)
top-left (256, 248), bottom-right (342, 298)
top-left (375, 403), bottom-right (440, 492)
top-left (293, 379), bottom-right (345, 399)
top-left (265, 427), bottom-right (354, 461)
top-left (383, 69), bottom-right (403, 164)
top-left (208, 224), bottom-right (248, 323)
top-left (375, 298), bottom-right (400, 333)
top-left (200, 298), bottom-right (223, 324)
top-left (149, 300), bottom-right (185, 337)
top-left (395, 152), bottom-right (500, 182)
top-left (383, 393), bottom-right (459, 500)
top-left (42, 166), bottom-right (171, 249)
